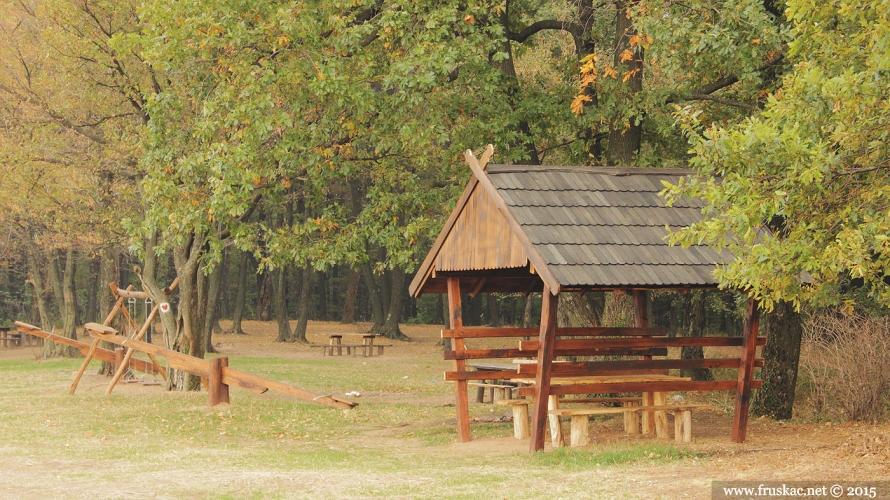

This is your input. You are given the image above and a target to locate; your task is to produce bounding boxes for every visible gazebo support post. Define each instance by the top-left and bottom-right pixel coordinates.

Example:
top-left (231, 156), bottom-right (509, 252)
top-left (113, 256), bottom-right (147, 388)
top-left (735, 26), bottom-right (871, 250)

top-left (530, 286), bottom-right (559, 452)
top-left (732, 297), bottom-right (761, 442)
top-left (447, 277), bottom-right (472, 442)
top-left (634, 290), bottom-right (661, 435)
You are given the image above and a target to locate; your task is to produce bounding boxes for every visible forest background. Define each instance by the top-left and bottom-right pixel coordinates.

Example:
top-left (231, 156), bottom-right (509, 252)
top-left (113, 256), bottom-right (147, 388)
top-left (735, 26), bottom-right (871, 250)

top-left (0, 0), bottom-right (887, 418)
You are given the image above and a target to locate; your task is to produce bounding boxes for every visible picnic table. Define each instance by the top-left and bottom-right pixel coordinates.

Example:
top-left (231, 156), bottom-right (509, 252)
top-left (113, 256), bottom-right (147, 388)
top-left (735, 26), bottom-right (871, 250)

top-left (315, 333), bottom-right (392, 357)
top-left (466, 362), bottom-right (521, 402)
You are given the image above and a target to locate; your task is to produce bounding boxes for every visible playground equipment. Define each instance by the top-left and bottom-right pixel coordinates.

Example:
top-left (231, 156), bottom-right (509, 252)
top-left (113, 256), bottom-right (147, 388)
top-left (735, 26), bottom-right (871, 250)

top-left (15, 281), bottom-right (357, 410)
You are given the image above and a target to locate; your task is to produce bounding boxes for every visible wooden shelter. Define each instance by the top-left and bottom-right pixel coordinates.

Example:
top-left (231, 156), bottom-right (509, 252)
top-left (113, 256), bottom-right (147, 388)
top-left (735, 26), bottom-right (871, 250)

top-left (409, 146), bottom-right (764, 451)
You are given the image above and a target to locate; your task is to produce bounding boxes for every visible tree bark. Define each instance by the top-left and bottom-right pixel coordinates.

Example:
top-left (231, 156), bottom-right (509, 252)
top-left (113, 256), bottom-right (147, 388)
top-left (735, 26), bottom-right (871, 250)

top-left (230, 249), bottom-right (249, 334)
top-left (487, 293), bottom-right (500, 327)
top-left (25, 245), bottom-right (54, 336)
top-left (380, 267), bottom-right (409, 340)
top-left (84, 257), bottom-right (99, 324)
top-left (292, 266), bottom-right (312, 343)
top-left (97, 246), bottom-right (119, 375)
top-left (273, 267), bottom-right (293, 342)
top-left (752, 301), bottom-right (803, 420)
top-left (362, 263), bottom-right (385, 331)
top-left (256, 271), bottom-right (272, 321)
top-left (606, 0), bottom-right (644, 165)
top-left (55, 248), bottom-right (80, 358)
top-left (340, 268), bottom-right (359, 324)
top-left (680, 291), bottom-right (713, 381)
top-left (202, 256), bottom-right (224, 355)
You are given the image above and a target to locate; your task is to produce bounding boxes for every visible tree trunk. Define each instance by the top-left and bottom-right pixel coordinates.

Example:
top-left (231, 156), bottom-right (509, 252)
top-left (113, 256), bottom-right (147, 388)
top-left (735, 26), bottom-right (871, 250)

top-left (680, 291), bottom-right (713, 381)
top-left (752, 301), bottom-right (803, 420)
top-left (97, 246), bottom-right (119, 375)
top-left (202, 256), bottom-right (224, 355)
top-left (55, 248), bottom-right (79, 358)
top-left (317, 270), bottom-right (328, 321)
top-left (340, 268), bottom-right (359, 324)
top-left (380, 267), bottom-right (409, 340)
top-left (25, 246), bottom-right (53, 332)
top-left (522, 293), bottom-right (535, 328)
top-left (274, 267), bottom-right (292, 342)
top-left (292, 266), bottom-right (312, 343)
top-left (606, 0), bottom-right (644, 165)
top-left (487, 293), bottom-right (500, 327)
top-left (362, 263), bottom-right (385, 332)
top-left (84, 257), bottom-right (99, 324)
top-left (256, 271), bottom-right (272, 321)
top-left (231, 249), bottom-right (249, 334)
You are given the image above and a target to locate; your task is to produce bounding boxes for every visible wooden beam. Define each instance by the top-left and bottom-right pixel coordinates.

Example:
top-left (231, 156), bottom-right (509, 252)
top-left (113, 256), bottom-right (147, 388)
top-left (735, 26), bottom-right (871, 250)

top-left (478, 143), bottom-right (495, 170)
top-left (515, 358), bottom-right (764, 376)
top-left (530, 285), bottom-right (558, 452)
top-left (518, 379), bottom-right (761, 397)
top-left (443, 370), bottom-right (519, 381)
top-left (469, 278), bottom-right (487, 298)
top-left (519, 336), bottom-right (766, 350)
top-left (441, 326), bottom-right (668, 339)
top-left (447, 277), bottom-right (472, 442)
top-left (732, 298), bottom-right (761, 442)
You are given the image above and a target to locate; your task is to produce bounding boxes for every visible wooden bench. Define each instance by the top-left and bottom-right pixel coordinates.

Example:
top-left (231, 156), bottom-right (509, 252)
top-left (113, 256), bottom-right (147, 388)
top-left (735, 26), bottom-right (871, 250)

top-left (468, 382), bottom-right (516, 402)
top-left (549, 404), bottom-right (709, 447)
top-left (0, 327), bottom-right (22, 348)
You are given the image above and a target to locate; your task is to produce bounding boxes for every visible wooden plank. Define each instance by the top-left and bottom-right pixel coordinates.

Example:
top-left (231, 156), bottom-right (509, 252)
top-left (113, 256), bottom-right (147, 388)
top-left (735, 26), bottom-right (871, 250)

top-left (85, 323), bottom-right (211, 378)
top-left (444, 348), bottom-right (528, 360)
top-left (732, 298), bottom-right (761, 443)
top-left (445, 346), bottom-right (668, 360)
top-left (517, 379), bottom-right (761, 397)
top-left (520, 336), bottom-right (767, 350)
top-left (220, 367), bottom-right (354, 409)
top-left (447, 278), bottom-right (471, 443)
top-left (443, 370), bottom-right (518, 381)
top-left (515, 358), bottom-right (764, 376)
top-left (530, 285), bottom-right (558, 452)
top-left (441, 326), bottom-right (668, 339)
top-left (70, 288), bottom-right (132, 394)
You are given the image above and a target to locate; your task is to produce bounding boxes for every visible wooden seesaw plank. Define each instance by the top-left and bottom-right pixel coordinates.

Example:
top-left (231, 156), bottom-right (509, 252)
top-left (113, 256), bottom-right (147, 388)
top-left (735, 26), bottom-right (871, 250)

top-left (14, 322), bottom-right (160, 376)
top-left (84, 323), bottom-right (356, 410)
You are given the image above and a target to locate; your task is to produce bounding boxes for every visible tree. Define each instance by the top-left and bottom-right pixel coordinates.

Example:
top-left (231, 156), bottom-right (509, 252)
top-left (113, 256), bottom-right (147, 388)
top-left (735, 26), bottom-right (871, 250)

top-left (0, 0), bottom-right (151, 356)
top-left (665, 0), bottom-right (890, 311)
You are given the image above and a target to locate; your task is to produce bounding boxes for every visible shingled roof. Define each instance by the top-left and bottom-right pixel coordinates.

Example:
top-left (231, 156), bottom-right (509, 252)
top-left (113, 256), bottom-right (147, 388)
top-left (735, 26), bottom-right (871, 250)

top-left (409, 150), bottom-right (734, 296)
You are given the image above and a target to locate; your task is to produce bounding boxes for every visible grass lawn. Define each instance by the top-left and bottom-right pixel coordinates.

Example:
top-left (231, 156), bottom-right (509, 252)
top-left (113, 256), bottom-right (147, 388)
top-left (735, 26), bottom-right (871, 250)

top-left (0, 320), bottom-right (885, 499)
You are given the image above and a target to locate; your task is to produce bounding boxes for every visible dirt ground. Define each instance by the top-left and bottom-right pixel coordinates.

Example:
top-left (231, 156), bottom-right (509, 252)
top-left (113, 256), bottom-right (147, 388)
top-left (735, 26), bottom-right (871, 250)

top-left (1, 320), bottom-right (888, 498)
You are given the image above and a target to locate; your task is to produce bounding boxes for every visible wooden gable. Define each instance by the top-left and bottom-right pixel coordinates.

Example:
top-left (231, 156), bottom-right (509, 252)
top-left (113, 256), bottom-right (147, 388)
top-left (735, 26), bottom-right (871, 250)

top-left (435, 183), bottom-right (529, 272)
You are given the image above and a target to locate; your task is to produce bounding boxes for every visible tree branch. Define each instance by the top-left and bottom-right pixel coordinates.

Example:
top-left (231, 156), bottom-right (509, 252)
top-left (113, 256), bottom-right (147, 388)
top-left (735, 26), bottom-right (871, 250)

top-left (683, 93), bottom-right (757, 110)
top-left (508, 20), bottom-right (586, 44)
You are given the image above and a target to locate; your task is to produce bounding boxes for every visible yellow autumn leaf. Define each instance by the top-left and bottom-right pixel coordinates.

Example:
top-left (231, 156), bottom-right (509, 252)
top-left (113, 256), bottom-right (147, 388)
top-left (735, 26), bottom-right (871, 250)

top-left (619, 49), bottom-right (634, 63)
top-left (603, 65), bottom-right (618, 79)
top-left (570, 94), bottom-right (591, 115)
top-left (629, 34), bottom-right (643, 47)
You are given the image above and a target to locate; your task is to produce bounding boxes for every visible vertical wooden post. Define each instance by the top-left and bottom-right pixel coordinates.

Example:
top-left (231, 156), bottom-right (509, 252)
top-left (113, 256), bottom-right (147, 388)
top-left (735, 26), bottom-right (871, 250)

top-left (633, 290), bottom-right (662, 434)
top-left (113, 348), bottom-right (125, 375)
top-left (208, 357), bottom-right (230, 407)
top-left (732, 297), bottom-right (760, 442)
top-left (447, 278), bottom-right (471, 443)
top-left (530, 285), bottom-right (558, 452)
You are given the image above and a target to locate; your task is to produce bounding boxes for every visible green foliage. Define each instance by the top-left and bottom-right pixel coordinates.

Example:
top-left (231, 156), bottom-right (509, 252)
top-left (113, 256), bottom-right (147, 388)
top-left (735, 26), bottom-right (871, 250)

top-left (664, 0), bottom-right (890, 310)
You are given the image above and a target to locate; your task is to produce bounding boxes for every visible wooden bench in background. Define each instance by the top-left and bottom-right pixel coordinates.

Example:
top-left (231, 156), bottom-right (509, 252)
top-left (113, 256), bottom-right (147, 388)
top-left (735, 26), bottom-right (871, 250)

top-left (312, 334), bottom-right (393, 357)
